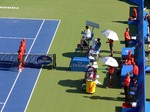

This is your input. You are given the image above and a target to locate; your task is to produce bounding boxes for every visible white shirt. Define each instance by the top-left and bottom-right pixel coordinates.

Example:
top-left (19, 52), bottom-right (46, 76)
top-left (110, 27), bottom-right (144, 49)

top-left (84, 29), bottom-right (91, 39)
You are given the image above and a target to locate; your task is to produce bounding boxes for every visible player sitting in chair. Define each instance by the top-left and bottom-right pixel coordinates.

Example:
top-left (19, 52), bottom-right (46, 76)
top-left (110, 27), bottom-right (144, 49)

top-left (89, 38), bottom-right (101, 59)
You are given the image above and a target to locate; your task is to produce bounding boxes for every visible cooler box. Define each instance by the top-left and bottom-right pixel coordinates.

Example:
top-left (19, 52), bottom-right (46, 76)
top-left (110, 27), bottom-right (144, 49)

top-left (70, 57), bottom-right (90, 71)
top-left (86, 79), bottom-right (96, 93)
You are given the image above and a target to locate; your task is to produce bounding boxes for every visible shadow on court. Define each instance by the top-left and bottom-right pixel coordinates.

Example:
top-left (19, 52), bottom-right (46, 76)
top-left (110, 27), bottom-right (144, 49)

top-left (62, 52), bottom-right (74, 58)
top-left (115, 106), bottom-right (122, 112)
top-left (0, 67), bottom-right (18, 72)
top-left (83, 95), bottom-right (124, 101)
top-left (120, 40), bottom-right (125, 45)
top-left (58, 79), bottom-right (85, 94)
top-left (112, 20), bottom-right (128, 24)
top-left (102, 71), bottom-right (121, 89)
top-left (55, 66), bottom-right (70, 71)
top-left (100, 50), bottom-right (122, 55)
top-left (62, 52), bottom-right (88, 58)
top-left (146, 98), bottom-right (150, 102)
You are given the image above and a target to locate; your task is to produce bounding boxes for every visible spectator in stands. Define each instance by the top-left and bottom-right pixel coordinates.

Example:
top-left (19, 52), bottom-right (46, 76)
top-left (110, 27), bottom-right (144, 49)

top-left (124, 28), bottom-right (131, 47)
top-left (130, 62), bottom-right (139, 82)
top-left (123, 72), bottom-right (131, 102)
top-left (106, 39), bottom-right (114, 57)
top-left (129, 8), bottom-right (138, 20)
top-left (107, 66), bottom-right (115, 88)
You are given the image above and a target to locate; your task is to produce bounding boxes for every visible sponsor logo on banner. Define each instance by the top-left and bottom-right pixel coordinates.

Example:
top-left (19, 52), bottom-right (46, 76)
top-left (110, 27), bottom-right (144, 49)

top-left (37, 55), bottom-right (52, 65)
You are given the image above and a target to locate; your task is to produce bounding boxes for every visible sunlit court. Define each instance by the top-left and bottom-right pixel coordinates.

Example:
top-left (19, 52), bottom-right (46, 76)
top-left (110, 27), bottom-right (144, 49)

top-left (0, 18), bottom-right (60, 111)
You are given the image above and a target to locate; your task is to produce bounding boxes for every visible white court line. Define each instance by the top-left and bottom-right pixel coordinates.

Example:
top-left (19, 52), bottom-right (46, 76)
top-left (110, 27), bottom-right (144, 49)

top-left (0, 37), bottom-right (34, 40)
top-left (24, 20), bottom-right (61, 112)
top-left (46, 20), bottom-right (61, 54)
top-left (0, 20), bottom-right (45, 112)
top-left (0, 17), bottom-right (60, 21)
top-left (0, 6), bottom-right (19, 10)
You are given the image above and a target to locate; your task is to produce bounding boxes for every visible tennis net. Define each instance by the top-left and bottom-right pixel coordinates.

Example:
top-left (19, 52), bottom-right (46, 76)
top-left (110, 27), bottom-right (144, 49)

top-left (0, 53), bottom-right (56, 69)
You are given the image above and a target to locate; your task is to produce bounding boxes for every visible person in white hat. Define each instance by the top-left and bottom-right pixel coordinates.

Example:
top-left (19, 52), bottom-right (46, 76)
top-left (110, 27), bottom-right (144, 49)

top-left (82, 65), bottom-right (96, 83)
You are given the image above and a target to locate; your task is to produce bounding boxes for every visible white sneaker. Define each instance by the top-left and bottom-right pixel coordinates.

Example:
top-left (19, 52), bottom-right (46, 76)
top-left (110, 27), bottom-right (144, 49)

top-left (95, 79), bottom-right (102, 85)
top-left (19, 69), bottom-right (22, 72)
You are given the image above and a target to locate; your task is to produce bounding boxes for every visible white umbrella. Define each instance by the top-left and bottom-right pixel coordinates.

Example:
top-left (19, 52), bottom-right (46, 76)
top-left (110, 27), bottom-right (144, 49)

top-left (101, 30), bottom-right (119, 41)
top-left (100, 56), bottom-right (118, 67)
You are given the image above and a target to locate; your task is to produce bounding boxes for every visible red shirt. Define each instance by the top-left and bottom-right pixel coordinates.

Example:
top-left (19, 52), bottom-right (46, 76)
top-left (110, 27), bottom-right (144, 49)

top-left (18, 53), bottom-right (23, 60)
top-left (109, 39), bottom-right (114, 44)
top-left (133, 65), bottom-right (139, 76)
top-left (133, 8), bottom-right (137, 18)
top-left (18, 46), bottom-right (25, 54)
top-left (124, 76), bottom-right (131, 87)
top-left (124, 31), bottom-right (131, 40)
top-left (20, 42), bottom-right (26, 51)
top-left (109, 66), bottom-right (114, 74)
top-left (129, 56), bottom-right (135, 64)
top-left (125, 60), bottom-right (131, 65)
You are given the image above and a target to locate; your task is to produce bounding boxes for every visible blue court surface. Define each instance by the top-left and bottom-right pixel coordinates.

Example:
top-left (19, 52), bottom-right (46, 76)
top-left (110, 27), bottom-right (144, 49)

top-left (0, 18), bottom-right (60, 112)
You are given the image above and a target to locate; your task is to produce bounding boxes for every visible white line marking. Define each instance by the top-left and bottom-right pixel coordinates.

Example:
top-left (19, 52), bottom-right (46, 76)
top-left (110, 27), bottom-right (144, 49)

top-left (0, 20), bottom-right (45, 112)
top-left (0, 37), bottom-right (34, 40)
top-left (46, 20), bottom-right (61, 54)
top-left (0, 17), bottom-right (60, 21)
top-left (0, 6), bottom-right (19, 10)
top-left (24, 20), bottom-right (61, 112)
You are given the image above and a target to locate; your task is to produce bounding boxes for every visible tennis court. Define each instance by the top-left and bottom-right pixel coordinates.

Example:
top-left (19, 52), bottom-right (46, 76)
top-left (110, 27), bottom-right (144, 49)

top-left (0, 18), bottom-right (60, 112)
top-left (0, 0), bottom-right (149, 112)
